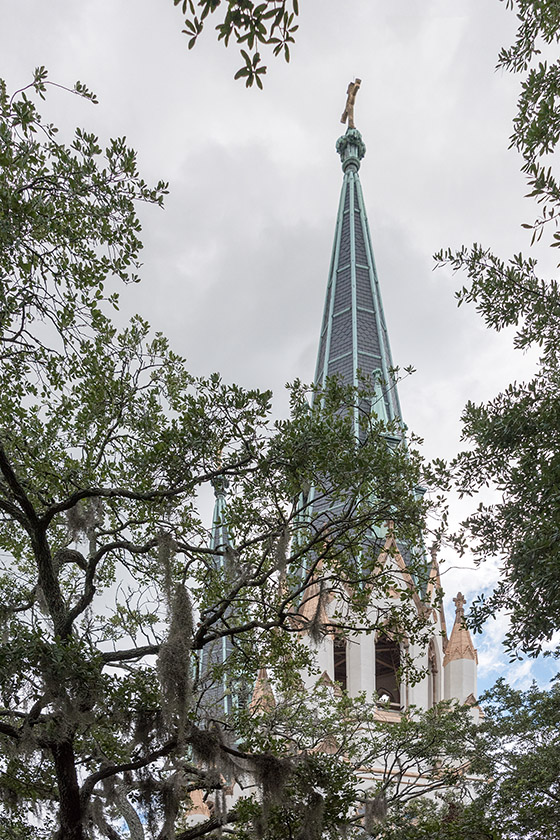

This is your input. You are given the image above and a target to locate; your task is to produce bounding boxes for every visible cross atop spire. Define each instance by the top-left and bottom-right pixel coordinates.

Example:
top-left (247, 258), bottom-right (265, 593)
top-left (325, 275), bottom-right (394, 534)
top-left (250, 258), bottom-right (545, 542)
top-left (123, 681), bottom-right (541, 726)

top-left (341, 78), bottom-right (362, 129)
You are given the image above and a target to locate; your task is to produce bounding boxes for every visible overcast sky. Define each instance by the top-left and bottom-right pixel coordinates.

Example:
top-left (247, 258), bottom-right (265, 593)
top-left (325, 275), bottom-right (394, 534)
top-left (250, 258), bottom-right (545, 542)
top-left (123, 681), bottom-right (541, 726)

top-left (2, 0), bottom-right (556, 692)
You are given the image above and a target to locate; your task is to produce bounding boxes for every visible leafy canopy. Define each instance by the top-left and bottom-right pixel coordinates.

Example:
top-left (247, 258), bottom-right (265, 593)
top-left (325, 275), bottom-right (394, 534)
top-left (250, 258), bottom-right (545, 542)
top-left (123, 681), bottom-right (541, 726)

top-left (436, 0), bottom-right (560, 657)
top-left (0, 72), bottom-right (448, 840)
top-left (471, 678), bottom-right (560, 840)
top-left (0, 66), bottom-right (167, 374)
top-left (367, 678), bottom-right (560, 840)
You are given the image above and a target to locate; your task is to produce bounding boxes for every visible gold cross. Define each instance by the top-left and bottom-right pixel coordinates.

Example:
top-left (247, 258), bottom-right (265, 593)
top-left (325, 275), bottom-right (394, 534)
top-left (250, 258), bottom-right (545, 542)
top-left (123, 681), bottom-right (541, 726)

top-left (341, 78), bottom-right (362, 129)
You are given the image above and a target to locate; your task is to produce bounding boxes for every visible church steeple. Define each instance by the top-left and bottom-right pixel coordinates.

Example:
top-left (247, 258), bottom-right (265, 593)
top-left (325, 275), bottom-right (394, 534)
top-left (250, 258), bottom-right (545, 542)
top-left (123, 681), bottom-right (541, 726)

top-left (200, 477), bottom-right (235, 717)
top-left (314, 120), bottom-right (402, 432)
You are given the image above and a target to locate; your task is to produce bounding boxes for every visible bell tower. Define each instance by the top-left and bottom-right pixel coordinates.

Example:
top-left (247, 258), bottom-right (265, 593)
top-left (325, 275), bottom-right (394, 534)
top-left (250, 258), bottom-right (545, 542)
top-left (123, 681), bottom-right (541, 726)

top-left (308, 82), bottom-right (477, 712)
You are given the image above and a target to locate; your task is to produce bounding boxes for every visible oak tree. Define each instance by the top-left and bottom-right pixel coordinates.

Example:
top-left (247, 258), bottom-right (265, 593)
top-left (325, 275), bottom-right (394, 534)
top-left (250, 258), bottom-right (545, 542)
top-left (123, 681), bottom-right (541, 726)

top-left (0, 73), bottom-right (445, 839)
top-left (436, 0), bottom-right (560, 657)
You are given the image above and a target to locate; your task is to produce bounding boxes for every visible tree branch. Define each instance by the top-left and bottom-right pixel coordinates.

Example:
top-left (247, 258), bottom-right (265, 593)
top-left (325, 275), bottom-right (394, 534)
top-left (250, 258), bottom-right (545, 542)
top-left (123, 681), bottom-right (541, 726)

top-left (100, 644), bottom-right (160, 664)
top-left (80, 739), bottom-right (178, 804)
top-left (0, 441), bottom-right (40, 526)
top-left (0, 721), bottom-right (20, 739)
top-left (175, 811), bottom-right (239, 840)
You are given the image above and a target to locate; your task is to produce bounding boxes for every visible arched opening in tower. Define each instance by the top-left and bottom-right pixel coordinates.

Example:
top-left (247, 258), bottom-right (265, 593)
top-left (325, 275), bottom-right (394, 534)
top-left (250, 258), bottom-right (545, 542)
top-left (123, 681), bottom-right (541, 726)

top-left (375, 634), bottom-right (401, 708)
top-left (333, 636), bottom-right (348, 692)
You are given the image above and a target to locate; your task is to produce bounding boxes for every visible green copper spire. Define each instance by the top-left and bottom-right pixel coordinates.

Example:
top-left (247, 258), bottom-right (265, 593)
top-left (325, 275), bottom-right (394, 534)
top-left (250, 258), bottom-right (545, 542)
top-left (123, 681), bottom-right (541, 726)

top-left (210, 476), bottom-right (230, 554)
top-left (314, 126), bottom-right (403, 434)
top-left (303, 113), bottom-right (429, 593)
top-left (200, 477), bottom-right (235, 716)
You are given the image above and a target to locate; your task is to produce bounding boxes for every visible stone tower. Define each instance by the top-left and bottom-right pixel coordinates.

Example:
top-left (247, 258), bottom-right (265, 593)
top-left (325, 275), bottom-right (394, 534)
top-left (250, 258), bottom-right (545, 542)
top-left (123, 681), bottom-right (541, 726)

top-left (188, 108), bottom-right (481, 833)
top-left (301, 119), bottom-right (478, 714)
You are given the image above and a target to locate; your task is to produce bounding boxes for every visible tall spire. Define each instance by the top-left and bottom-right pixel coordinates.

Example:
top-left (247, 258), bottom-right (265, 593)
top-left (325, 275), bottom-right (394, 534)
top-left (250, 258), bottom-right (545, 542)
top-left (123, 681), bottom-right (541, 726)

top-left (314, 119), bottom-right (402, 433)
top-left (200, 477), bottom-right (235, 717)
top-left (210, 476), bottom-right (229, 554)
top-left (443, 592), bottom-right (478, 706)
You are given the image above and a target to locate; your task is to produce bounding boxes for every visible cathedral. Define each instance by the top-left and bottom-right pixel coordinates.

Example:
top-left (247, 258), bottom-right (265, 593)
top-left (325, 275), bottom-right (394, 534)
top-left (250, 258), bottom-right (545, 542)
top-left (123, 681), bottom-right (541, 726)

top-left (296, 104), bottom-right (479, 717)
top-left (193, 87), bottom-right (480, 822)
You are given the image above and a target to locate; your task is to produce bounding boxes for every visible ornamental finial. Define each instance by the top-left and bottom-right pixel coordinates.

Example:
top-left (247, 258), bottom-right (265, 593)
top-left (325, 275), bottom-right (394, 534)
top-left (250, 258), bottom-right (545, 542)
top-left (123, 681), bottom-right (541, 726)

top-left (341, 78), bottom-right (362, 129)
top-left (453, 592), bottom-right (466, 619)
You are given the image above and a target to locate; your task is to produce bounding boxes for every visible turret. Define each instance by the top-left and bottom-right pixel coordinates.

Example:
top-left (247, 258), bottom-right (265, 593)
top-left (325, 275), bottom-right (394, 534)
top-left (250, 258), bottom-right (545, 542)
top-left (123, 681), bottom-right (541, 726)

top-left (443, 592), bottom-right (478, 705)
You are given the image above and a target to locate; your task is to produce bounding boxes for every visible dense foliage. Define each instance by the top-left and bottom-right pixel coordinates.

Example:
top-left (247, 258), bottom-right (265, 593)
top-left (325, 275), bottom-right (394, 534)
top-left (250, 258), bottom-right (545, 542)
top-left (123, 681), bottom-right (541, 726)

top-left (0, 67), bottom-right (167, 370)
top-left (6, 1), bottom-right (560, 835)
top-left (435, 0), bottom-right (560, 657)
top-left (473, 678), bottom-right (560, 839)
top-left (0, 73), bottom-right (456, 839)
top-left (369, 679), bottom-right (560, 840)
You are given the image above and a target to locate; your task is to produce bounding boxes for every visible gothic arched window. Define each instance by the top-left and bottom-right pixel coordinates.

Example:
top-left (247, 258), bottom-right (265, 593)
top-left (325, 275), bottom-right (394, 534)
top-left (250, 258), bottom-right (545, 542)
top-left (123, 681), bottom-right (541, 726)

top-left (333, 635), bottom-right (347, 691)
top-left (428, 640), bottom-right (439, 708)
top-left (375, 634), bottom-right (401, 708)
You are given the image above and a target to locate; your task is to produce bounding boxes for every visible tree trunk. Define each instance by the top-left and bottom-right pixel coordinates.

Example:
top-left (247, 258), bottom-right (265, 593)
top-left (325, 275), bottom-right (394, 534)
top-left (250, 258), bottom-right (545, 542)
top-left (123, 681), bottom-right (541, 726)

top-left (52, 739), bottom-right (86, 840)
